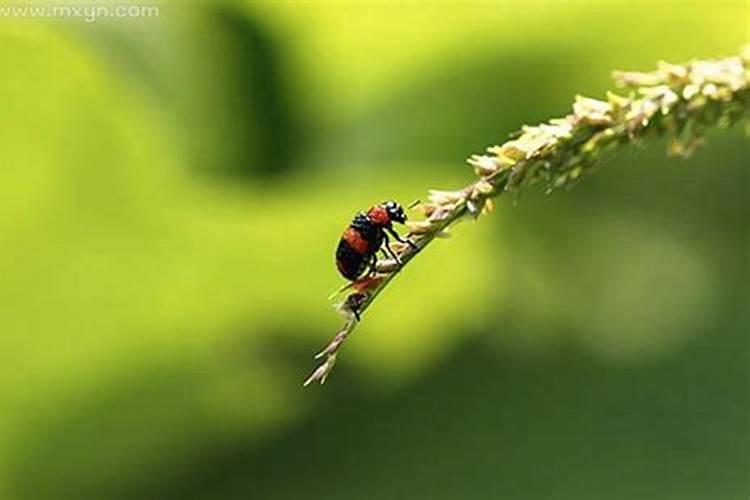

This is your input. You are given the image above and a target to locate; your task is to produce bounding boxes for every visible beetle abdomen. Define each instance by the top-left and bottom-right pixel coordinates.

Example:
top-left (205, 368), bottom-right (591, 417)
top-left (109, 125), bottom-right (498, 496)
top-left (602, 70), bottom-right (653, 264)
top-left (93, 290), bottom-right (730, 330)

top-left (336, 237), bottom-right (368, 280)
top-left (335, 212), bottom-right (386, 281)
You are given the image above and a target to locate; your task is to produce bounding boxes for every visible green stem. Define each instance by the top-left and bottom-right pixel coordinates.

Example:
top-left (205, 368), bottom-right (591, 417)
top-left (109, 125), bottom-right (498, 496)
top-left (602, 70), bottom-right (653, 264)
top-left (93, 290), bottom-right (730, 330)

top-left (305, 46), bottom-right (750, 387)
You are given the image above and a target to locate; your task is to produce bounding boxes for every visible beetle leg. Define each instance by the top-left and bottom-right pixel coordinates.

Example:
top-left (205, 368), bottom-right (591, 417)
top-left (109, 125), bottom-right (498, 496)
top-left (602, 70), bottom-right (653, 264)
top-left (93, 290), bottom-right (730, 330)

top-left (382, 234), bottom-right (402, 267)
top-left (386, 227), bottom-right (417, 250)
top-left (367, 253), bottom-right (378, 276)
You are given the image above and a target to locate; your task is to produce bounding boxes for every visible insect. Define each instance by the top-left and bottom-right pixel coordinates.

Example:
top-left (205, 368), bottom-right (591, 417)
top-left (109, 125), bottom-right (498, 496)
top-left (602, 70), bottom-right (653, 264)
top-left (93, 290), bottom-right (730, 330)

top-left (345, 292), bottom-right (369, 321)
top-left (335, 200), bottom-right (415, 281)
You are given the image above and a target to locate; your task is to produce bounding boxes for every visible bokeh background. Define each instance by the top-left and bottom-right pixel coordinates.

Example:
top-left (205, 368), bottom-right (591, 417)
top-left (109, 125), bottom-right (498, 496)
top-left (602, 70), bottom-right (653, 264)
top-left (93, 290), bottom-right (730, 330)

top-left (1, 1), bottom-right (748, 499)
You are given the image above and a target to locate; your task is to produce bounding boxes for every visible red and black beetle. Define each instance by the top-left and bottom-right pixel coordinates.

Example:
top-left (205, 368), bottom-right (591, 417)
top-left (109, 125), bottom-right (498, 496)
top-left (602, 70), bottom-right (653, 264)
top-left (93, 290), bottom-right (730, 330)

top-left (335, 200), bottom-right (415, 281)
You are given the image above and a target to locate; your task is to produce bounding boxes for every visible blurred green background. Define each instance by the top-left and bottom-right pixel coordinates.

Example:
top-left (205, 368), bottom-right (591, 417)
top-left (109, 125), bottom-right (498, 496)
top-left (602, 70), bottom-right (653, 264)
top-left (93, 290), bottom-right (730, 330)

top-left (0, 1), bottom-right (748, 499)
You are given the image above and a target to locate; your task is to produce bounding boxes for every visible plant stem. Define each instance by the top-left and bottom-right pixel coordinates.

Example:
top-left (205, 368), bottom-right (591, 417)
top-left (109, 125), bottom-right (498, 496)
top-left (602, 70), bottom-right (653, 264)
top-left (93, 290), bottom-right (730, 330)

top-left (304, 46), bottom-right (750, 387)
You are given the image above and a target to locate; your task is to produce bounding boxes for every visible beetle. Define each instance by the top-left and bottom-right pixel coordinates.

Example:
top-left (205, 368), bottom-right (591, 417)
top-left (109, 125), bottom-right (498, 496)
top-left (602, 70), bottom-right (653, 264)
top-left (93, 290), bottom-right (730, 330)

top-left (335, 200), bottom-right (415, 281)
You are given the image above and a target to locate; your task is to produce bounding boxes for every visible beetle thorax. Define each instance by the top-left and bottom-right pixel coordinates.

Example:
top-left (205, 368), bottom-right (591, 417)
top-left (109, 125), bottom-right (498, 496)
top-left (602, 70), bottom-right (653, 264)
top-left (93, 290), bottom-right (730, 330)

top-left (366, 205), bottom-right (391, 226)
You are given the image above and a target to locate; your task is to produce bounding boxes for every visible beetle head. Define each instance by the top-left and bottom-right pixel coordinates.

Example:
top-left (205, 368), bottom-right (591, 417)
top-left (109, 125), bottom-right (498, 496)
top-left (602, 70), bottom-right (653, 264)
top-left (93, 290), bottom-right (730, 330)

top-left (382, 200), bottom-right (407, 224)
